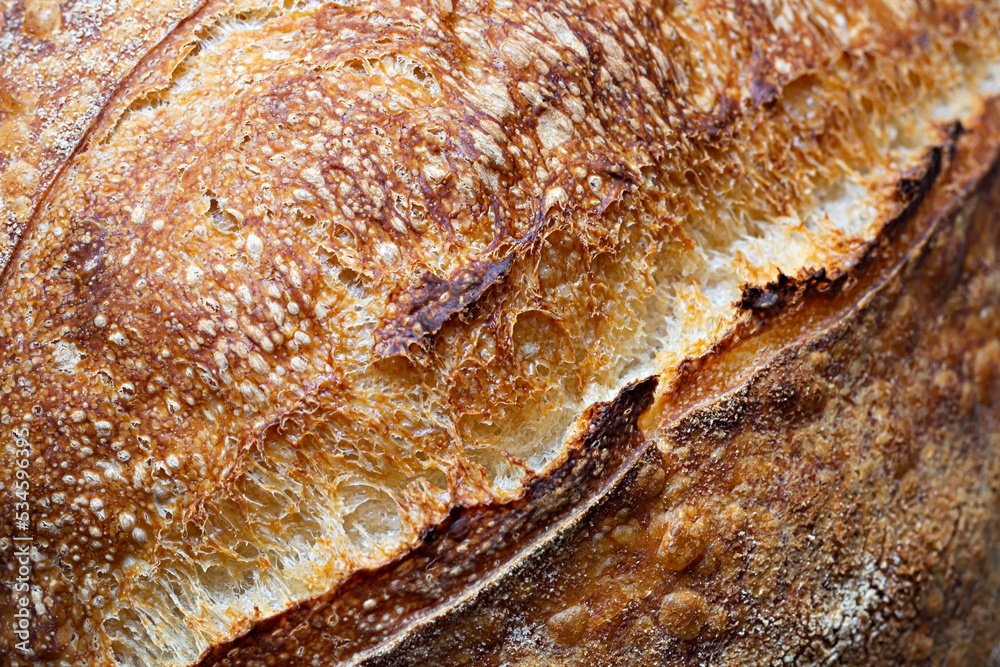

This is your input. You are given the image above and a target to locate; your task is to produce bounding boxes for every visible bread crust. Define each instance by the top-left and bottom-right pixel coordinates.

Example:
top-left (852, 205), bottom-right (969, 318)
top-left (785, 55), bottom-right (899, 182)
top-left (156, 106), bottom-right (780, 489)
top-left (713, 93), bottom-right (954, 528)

top-left (2, 1), bottom-right (1000, 666)
top-left (0, 0), bottom-right (207, 271)
top-left (364, 170), bottom-right (1000, 666)
top-left (195, 101), bottom-right (1000, 667)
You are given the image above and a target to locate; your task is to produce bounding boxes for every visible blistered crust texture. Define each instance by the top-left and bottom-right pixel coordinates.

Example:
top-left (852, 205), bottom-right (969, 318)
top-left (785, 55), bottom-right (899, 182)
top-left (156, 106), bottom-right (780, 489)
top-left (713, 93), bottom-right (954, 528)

top-left (1, 0), bottom-right (1000, 666)
top-left (357, 154), bottom-right (1000, 667)
top-left (0, 0), bottom-right (208, 271)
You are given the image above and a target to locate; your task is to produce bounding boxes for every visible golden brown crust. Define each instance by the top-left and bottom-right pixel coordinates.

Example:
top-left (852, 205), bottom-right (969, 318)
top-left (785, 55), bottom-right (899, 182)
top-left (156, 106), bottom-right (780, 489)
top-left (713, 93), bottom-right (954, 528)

top-left (0, 0), bottom-right (207, 271)
top-left (343, 111), bottom-right (1000, 667)
top-left (195, 100), bottom-right (1000, 667)
top-left (465, 160), bottom-right (1000, 666)
top-left (2, 1), bottom-right (1000, 665)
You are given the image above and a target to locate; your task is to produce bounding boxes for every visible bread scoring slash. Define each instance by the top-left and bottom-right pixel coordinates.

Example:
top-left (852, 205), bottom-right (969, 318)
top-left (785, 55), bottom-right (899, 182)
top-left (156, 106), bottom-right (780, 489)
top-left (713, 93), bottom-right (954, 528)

top-left (1, 1), bottom-right (1000, 666)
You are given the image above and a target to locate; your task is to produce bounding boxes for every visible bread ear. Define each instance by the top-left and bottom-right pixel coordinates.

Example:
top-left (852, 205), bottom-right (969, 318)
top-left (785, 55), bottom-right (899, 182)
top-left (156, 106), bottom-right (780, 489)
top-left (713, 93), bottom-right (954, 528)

top-left (197, 108), bottom-right (1000, 667)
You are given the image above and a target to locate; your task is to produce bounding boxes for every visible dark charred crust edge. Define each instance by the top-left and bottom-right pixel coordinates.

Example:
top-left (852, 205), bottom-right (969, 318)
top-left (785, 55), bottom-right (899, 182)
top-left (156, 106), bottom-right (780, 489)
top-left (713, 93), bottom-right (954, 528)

top-left (375, 128), bottom-right (1000, 667)
top-left (344, 151), bottom-right (971, 666)
top-left (737, 266), bottom-right (838, 314)
top-left (378, 151), bottom-right (1000, 666)
top-left (373, 165), bottom-right (638, 360)
top-left (735, 140), bottom-right (945, 321)
top-left (667, 110), bottom-right (1000, 422)
top-left (196, 376), bottom-right (658, 667)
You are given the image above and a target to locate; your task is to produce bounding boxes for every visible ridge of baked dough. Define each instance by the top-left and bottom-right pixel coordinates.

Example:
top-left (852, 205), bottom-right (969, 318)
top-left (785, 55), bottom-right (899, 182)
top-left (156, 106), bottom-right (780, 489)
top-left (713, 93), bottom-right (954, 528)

top-left (1, 1), bottom-right (999, 665)
top-left (195, 101), bottom-right (1000, 666)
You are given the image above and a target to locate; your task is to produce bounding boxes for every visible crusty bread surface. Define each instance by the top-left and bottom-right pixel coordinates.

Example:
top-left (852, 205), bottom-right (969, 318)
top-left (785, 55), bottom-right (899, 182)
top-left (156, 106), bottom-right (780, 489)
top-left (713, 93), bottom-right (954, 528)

top-left (2, 1), bottom-right (1000, 666)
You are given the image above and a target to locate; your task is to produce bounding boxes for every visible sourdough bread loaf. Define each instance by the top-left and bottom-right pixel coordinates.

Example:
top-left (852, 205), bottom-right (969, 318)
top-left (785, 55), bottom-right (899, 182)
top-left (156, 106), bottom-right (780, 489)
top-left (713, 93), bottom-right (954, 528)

top-left (2, 1), bottom-right (1000, 665)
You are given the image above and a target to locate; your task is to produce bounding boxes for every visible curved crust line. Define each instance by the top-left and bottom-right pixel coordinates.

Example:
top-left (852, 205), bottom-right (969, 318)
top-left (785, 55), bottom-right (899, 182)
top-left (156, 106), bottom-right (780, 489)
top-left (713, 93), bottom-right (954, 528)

top-left (0, 0), bottom-right (212, 290)
top-left (195, 100), bottom-right (1000, 667)
top-left (352, 109), bottom-right (1000, 667)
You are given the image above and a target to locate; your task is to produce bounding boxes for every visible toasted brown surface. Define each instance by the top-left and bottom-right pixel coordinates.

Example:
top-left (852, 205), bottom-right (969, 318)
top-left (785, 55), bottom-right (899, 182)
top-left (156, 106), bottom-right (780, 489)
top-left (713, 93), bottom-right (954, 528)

top-left (0, 0), bottom-right (207, 271)
top-left (1, 1), bottom-right (999, 666)
top-left (337, 103), bottom-right (1000, 667)
top-left (195, 98), bottom-right (1000, 667)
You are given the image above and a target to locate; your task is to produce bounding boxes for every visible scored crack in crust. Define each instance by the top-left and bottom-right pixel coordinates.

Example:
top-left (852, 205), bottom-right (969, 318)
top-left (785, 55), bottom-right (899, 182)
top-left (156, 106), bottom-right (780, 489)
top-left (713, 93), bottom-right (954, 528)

top-left (348, 144), bottom-right (1000, 667)
top-left (1, 1), bottom-right (1000, 666)
top-left (195, 98), bottom-right (1000, 667)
